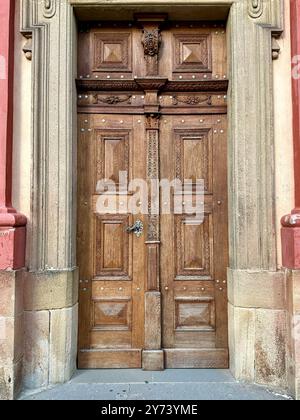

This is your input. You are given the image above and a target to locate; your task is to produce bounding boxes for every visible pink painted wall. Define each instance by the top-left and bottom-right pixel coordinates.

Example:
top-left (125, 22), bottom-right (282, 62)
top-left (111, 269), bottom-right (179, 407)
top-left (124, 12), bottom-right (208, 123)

top-left (0, 0), bottom-right (26, 269)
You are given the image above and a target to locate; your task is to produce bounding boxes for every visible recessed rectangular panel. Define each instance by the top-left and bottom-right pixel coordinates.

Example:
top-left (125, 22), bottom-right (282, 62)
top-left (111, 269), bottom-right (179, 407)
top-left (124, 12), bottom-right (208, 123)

top-left (104, 137), bottom-right (127, 184)
top-left (175, 130), bottom-right (212, 193)
top-left (175, 215), bottom-right (213, 278)
top-left (173, 33), bottom-right (212, 73)
top-left (93, 298), bottom-right (132, 331)
top-left (93, 32), bottom-right (132, 72)
top-left (102, 222), bottom-right (123, 269)
top-left (175, 298), bottom-right (215, 331)
top-left (95, 215), bottom-right (130, 278)
top-left (183, 138), bottom-right (206, 183)
top-left (184, 222), bottom-right (204, 270)
top-left (95, 130), bottom-right (130, 188)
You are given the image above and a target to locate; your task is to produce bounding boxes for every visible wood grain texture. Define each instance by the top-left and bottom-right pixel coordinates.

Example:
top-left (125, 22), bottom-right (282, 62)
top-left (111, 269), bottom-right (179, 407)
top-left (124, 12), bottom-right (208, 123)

top-left (144, 291), bottom-right (162, 350)
top-left (164, 348), bottom-right (229, 368)
top-left (77, 114), bottom-right (146, 368)
top-left (161, 115), bottom-right (228, 358)
top-left (142, 350), bottom-right (164, 371)
top-left (78, 349), bottom-right (142, 368)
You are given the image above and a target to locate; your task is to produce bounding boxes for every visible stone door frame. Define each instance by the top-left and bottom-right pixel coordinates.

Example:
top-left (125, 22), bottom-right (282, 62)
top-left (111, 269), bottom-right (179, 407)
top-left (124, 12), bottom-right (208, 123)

top-left (20, 0), bottom-right (288, 390)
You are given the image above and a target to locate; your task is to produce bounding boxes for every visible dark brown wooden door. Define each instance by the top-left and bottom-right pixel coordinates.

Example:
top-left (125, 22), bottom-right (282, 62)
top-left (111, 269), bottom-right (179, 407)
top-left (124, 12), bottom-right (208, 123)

top-left (77, 17), bottom-right (228, 369)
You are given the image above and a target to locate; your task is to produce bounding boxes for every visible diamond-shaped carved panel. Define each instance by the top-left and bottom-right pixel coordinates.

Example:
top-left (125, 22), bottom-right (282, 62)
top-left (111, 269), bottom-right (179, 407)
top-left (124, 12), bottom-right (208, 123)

top-left (93, 32), bottom-right (132, 72)
top-left (103, 44), bottom-right (123, 63)
top-left (93, 299), bottom-right (132, 331)
top-left (182, 44), bottom-right (204, 63)
top-left (175, 298), bottom-right (215, 331)
top-left (173, 34), bottom-right (212, 73)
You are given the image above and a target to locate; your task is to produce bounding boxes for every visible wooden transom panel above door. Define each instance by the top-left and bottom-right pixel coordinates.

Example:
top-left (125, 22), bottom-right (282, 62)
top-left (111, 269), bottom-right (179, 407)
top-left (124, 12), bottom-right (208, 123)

top-left (77, 17), bottom-right (229, 370)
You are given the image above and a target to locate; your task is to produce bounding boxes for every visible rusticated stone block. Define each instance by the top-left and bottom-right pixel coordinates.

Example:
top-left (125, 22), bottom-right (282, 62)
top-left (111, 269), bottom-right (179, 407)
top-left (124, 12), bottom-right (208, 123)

top-left (0, 270), bottom-right (24, 400)
top-left (255, 309), bottom-right (287, 388)
top-left (0, 227), bottom-right (26, 270)
top-left (0, 359), bottom-right (22, 401)
top-left (228, 269), bottom-right (286, 310)
top-left (23, 311), bottom-right (50, 389)
top-left (24, 269), bottom-right (78, 311)
top-left (0, 270), bottom-right (24, 317)
top-left (228, 304), bottom-right (255, 381)
top-left (0, 315), bottom-right (23, 364)
top-left (49, 304), bottom-right (78, 384)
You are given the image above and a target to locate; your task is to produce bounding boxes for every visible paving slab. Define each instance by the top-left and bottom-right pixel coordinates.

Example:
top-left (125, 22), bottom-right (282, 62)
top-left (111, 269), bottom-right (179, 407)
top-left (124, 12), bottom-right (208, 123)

top-left (70, 369), bottom-right (236, 384)
top-left (19, 370), bottom-right (292, 401)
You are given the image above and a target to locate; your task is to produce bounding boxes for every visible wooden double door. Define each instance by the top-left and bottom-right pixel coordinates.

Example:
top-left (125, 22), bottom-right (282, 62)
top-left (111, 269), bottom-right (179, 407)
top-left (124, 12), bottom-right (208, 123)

top-left (77, 17), bottom-right (229, 370)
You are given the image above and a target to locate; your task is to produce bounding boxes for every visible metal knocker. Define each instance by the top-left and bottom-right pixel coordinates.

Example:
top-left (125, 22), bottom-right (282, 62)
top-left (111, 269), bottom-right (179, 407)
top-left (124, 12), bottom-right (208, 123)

top-left (126, 219), bottom-right (144, 238)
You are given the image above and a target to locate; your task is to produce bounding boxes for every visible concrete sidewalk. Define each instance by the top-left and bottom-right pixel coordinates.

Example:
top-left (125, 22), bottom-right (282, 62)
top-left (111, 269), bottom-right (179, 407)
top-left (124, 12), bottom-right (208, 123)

top-left (19, 370), bottom-right (292, 400)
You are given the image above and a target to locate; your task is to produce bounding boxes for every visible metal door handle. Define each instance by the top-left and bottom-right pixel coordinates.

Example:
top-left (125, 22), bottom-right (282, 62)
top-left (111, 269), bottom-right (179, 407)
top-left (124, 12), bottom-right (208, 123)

top-left (126, 219), bottom-right (144, 238)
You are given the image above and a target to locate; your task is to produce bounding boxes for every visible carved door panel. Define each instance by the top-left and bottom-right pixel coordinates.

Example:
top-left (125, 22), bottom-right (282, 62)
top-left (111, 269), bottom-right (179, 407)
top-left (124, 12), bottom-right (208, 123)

top-left (160, 115), bottom-right (228, 368)
top-left (77, 114), bottom-right (146, 368)
top-left (77, 19), bottom-right (228, 369)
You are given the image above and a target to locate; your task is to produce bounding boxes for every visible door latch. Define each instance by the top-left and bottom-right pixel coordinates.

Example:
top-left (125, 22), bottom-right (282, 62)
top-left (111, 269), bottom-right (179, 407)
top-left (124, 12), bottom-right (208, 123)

top-left (126, 219), bottom-right (144, 238)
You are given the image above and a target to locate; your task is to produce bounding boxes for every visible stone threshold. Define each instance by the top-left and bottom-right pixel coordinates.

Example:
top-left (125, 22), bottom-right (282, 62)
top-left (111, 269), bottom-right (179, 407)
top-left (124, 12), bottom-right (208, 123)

top-left (18, 370), bottom-right (292, 401)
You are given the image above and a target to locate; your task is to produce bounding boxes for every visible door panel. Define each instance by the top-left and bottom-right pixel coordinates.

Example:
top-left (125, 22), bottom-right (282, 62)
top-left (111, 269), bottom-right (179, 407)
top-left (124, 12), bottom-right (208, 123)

top-left (160, 115), bottom-right (228, 366)
top-left (77, 19), bottom-right (228, 369)
top-left (78, 114), bottom-right (146, 368)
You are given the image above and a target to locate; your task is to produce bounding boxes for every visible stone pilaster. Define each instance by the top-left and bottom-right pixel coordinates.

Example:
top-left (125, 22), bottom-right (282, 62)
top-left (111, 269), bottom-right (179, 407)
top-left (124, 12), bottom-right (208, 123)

top-left (20, 0), bottom-right (78, 392)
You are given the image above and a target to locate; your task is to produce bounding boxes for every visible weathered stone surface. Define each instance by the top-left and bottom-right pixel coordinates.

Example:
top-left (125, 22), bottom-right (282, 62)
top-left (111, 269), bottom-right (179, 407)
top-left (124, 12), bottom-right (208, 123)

top-left (286, 270), bottom-right (300, 399)
top-left (287, 270), bottom-right (300, 313)
top-left (49, 304), bottom-right (78, 384)
top-left (228, 269), bottom-right (286, 309)
top-left (255, 310), bottom-right (287, 388)
top-left (0, 315), bottom-right (23, 364)
top-left (0, 358), bottom-right (22, 401)
top-left (228, 304), bottom-right (255, 381)
top-left (296, 378), bottom-right (300, 400)
top-left (24, 269), bottom-right (78, 311)
top-left (0, 270), bottom-right (24, 400)
top-left (23, 311), bottom-right (50, 390)
top-left (0, 270), bottom-right (24, 317)
top-left (0, 227), bottom-right (26, 271)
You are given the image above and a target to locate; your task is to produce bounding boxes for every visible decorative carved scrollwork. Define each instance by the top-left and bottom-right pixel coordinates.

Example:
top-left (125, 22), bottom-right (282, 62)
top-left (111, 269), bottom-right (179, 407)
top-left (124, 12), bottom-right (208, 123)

top-left (92, 95), bottom-right (132, 105)
top-left (146, 115), bottom-right (160, 242)
top-left (248, 0), bottom-right (264, 18)
top-left (172, 95), bottom-right (212, 106)
top-left (43, 0), bottom-right (56, 19)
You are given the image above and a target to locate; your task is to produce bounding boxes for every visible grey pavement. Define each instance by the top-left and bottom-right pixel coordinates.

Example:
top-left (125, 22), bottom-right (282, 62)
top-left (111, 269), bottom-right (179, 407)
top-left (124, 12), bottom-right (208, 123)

top-left (19, 369), bottom-right (292, 400)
